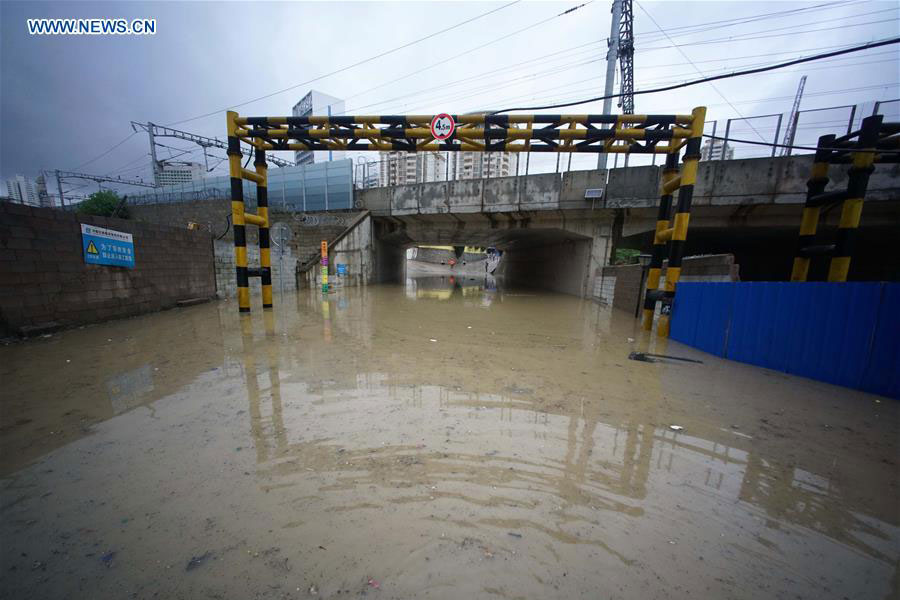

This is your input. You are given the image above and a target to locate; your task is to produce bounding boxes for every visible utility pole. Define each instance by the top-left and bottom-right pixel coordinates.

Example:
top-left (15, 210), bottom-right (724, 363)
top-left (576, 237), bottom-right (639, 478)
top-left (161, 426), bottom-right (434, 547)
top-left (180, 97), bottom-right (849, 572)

top-left (781, 76), bottom-right (807, 157)
top-left (617, 0), bottom-right (635, 115)
top-left (618, 0), bottom-right (635, 168)
top-left (147, 121), bottom-right (161, 187)
top-left (54, 169), bottom-right (65, 207)
top-left (598, 0), bottom-right (623, 170)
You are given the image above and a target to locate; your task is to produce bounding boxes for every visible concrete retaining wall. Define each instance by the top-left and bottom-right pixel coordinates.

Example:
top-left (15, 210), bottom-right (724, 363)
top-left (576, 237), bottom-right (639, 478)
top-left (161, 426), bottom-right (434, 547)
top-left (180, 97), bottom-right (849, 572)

top-left (129, 199), bottom-right (359, 294)
top-left (301, 213), bottom-right (378, 289)
top-left (0, 203), bottom-right (215, 336)
top-left (500, 238), bottom-right (592, 297)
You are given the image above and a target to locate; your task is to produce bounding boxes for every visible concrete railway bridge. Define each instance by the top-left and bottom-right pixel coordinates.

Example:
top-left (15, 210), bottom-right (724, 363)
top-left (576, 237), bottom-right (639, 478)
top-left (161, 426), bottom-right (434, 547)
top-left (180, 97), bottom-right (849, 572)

top-left (301, 154), bottom-right (900, 297)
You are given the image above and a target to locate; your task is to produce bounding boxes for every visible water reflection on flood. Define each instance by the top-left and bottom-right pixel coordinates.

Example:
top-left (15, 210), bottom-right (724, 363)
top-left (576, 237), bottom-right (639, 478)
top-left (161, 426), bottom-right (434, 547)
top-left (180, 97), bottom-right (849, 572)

top-left (0, 276), bottom-right (897, 599)
top-left (405, 274), bottom-right (499, 301)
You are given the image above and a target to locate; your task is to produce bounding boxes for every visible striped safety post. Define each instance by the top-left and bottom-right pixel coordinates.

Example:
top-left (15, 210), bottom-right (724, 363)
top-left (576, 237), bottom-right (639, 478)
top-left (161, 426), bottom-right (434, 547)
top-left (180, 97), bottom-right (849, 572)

top-left (657, 106), bottom-right (707, 338)
top-left (790, 133), bottom-right (835, 282)
top-left (828, 114), bottom-right (882, 282)
top-left (255, 148), bottom-right (273, 308)
top-left (226, 110), bottom-right (275, 313)
top-left (641, 151), bottom-right (678, 331)
top-left (226, 111), bottom-right (250, 313)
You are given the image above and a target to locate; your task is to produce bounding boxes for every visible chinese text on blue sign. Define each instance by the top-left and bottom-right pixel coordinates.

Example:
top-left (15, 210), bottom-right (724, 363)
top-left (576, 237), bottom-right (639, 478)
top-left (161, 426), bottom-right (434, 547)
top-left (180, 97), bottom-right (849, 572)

top-left (81, 224), bottom-right (135, 268)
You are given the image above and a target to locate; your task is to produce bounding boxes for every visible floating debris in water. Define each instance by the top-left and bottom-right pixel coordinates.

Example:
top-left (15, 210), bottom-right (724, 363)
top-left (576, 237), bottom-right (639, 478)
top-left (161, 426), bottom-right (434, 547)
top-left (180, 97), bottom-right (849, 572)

top-left (100, 551), bottom-right (116, 567)
top-left (629, 351), bottom-right (703, 364)
top-left (186, 551), bottom-right (212, 571)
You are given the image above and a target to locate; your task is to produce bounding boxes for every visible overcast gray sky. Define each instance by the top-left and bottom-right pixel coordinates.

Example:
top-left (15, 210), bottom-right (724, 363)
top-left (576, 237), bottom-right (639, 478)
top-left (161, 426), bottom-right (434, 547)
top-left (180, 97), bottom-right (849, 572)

top-left (1, 0), bottom-right (898, 196)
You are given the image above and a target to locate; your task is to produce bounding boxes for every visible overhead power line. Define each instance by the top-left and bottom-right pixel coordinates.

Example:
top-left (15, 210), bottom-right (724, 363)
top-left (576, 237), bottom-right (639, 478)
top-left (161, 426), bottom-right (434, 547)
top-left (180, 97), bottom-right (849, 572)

top-left (637, 16), bottom-right (899, 52)
top-left (343, 2), bottom-right (884, 117)
top-left (491, 37), bottom-right (900, 113)
top-left (348, 41), bottom-right (887, 117)
top-left (71, 132), bottom-right (137, 170)
top-left (636, 3), bottom-right (888, 45)
top-left (638, 0), bottom-right (770, 143)
top-left (631, 0), bottom-right (864, 38)
top-left (703, 134), bottom-right (900, 154)
top-left (334, 2), bottom-right (595, 114)
top-left (165, 0), bottom-right (523, 126)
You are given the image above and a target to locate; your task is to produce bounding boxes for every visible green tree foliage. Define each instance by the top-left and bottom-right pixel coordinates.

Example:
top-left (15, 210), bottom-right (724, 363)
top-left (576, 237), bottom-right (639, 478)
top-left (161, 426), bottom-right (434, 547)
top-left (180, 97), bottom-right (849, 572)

top-left (76, 190), bottom-right (128, 218)
top-left (614, 248), bottom-right (640, 265)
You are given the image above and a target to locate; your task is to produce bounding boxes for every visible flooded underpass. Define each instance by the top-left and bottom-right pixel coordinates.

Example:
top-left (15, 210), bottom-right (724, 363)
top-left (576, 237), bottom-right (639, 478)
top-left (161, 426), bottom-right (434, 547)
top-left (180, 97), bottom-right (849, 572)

top-left (1, 278), bottom-right (898, 600)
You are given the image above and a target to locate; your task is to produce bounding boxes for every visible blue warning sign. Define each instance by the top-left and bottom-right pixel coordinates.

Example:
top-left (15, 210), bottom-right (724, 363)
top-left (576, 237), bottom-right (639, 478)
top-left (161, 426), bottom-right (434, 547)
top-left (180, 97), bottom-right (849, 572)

top-left (81, 223), bottom-right (135, 268)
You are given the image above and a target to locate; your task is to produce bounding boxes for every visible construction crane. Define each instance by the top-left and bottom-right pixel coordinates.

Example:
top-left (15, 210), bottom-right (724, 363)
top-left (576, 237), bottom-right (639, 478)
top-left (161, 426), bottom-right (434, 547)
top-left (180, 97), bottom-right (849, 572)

top-left (617, 0), bottom-right (635, 115)
top-left (130, 121), bottom-right (294, 186)
top-left (50, 169), bottom-right (156, 206)
top-left (781, 76), bottom-right (808, 156)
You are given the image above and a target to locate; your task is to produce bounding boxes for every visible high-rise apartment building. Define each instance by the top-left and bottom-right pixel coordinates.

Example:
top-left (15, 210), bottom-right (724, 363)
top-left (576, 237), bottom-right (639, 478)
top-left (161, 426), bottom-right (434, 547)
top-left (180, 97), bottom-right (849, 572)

top-left (378, 152), bottom-right (449, 186)
top-left (450, 151), bottom-right (513, 180)
top-left (4, 175), bottom-right (39, 206)
top-left (292, 90), bottom-right (346, 166)
top-left (157, 163), bottom-right (204, 187)
top-left (701, 138), bottom-right (734, 161)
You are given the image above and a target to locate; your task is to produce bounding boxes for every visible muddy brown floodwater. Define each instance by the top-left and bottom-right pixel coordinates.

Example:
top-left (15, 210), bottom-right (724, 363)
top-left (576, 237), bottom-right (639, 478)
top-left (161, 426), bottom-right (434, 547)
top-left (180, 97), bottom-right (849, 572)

top-left (1, 276), bottom-right (898, 600)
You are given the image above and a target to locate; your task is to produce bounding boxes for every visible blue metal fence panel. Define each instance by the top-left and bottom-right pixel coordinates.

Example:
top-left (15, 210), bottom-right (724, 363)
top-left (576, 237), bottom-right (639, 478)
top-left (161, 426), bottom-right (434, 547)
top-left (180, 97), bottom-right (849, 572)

top-left (671, 282), bottom-right (899, 399)
top-left (862, 284), bottom-right (900, 398)
top-left (671, 282), bottom-right (732, 355)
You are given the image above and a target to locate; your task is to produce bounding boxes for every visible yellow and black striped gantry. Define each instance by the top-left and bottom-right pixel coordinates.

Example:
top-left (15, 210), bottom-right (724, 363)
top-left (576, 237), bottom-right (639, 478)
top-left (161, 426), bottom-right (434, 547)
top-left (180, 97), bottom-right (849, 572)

top-left (231, 110), bottom-right (703, 155)
top-left (226, 108), bottom-right (707, 337)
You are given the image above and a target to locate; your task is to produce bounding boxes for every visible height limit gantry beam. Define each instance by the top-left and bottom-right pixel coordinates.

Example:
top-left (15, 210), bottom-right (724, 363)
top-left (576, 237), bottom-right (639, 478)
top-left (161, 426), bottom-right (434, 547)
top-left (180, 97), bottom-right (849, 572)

top-left (232, 113), bottom-right (700, 156)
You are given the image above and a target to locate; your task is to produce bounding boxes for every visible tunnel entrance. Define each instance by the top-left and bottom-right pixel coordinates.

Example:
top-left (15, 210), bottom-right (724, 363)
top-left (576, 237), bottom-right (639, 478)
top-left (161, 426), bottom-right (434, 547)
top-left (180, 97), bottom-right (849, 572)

top-left (406, 245), bottom-right (500, 277)
top-left (375, 218), bottom-right (597, 297)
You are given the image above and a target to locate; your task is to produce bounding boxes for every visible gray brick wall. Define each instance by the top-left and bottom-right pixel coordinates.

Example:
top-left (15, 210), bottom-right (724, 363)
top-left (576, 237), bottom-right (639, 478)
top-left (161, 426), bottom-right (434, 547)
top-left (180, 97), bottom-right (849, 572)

top-left (0, 203), bottom-right (216, 336)
top-left (602, 254), bottom-right (738, 313)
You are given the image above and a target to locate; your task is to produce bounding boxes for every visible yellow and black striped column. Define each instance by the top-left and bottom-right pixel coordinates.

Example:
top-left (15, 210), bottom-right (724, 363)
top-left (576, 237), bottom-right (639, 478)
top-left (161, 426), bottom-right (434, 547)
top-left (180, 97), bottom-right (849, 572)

top-left (827, 114), bottom-right (881, 282)
top-left (658, 106), bottom-right (706, 338)
top-left (255, 148), bottom-right (273, 308)
top-left (227, 111), bottom-right (250, 313)
top-left (790, 133), bottom-right (834, 282)
top-left (641, 151), bottom-right (678, 331)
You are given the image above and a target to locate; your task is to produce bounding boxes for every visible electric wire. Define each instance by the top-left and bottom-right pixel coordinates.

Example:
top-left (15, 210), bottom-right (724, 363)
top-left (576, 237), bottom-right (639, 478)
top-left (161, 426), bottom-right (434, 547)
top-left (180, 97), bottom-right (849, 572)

top-left (332, 2), bottom-right (595, 113)
top-left (490, 37), bottom-right (900, 113)
top-left (704, 133), bottom-right (900, 154)
top-left (164, 0), bottom-right (523, 126)
top-left (71, 132), bottom-right (137, 170)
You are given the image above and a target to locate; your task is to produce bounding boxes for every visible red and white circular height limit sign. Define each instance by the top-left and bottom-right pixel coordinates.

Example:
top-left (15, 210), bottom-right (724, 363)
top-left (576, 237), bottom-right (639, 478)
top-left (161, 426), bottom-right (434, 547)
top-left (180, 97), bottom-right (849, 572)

top-left (431, 113), bottom-right (455, 140)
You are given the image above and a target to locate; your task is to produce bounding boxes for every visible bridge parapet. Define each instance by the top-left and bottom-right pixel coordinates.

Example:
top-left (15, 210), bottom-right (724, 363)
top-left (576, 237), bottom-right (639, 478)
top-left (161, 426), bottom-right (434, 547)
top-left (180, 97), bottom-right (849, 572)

top-left (358, 154), bottom-right (900, 216)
